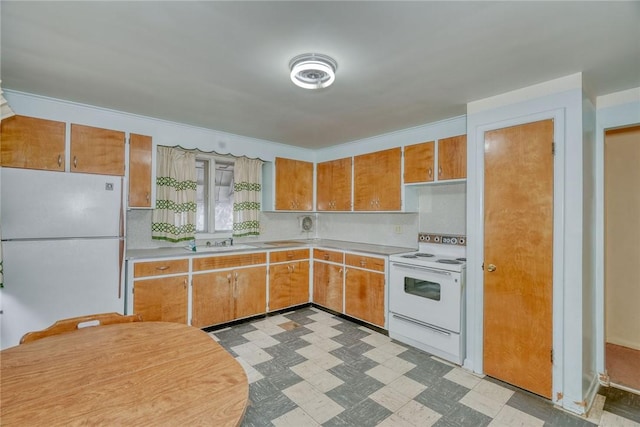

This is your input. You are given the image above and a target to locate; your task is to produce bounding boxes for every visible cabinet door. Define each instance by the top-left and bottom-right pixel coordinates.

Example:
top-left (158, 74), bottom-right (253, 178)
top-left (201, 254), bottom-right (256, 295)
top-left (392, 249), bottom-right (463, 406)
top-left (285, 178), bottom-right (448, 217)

top-left (345, 268), bottom-right (385, 327)
top-left (70, 124), bottom-right (125, 176)
top-left (354, 148), bottom-right (401, 211)
top-left (404, 141), bottom-right (434, 183)
top-left (133, 275), bottom-right (188, 323)
top-left (192, 271), bottom-right (234, 327)
top-left (313, 261), bottom-right (343, 312)
top-left (1, 115), bottom-right (65, 171)
top-left (290, 261), bottom-right (310, 306)
top-left (269, 263), bottom-right (291, 311)
top-left (128, 133), bottom-right (153, 207)
top-left (317, 157), bottom-right (351, 211)
top-left (235, 266), bottom-right (267, 319)
top-left (438, 135), bottom-right (467, 180)
top-left (275, 157), bottom-right (313, 210)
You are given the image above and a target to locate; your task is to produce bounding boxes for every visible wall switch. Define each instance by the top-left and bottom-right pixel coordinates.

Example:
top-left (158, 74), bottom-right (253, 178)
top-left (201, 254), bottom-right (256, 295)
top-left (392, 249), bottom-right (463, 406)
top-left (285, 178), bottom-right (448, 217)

top-left (393, 225), bottom-right (403, 234)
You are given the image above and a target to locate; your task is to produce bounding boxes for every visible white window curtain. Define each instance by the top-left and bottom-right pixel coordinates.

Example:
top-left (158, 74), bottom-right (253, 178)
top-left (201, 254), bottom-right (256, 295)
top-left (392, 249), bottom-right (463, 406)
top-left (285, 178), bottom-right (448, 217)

top-left (152, 146), bottom-right (197, 242)
top-left (233, 157), bottom-right (263, 237)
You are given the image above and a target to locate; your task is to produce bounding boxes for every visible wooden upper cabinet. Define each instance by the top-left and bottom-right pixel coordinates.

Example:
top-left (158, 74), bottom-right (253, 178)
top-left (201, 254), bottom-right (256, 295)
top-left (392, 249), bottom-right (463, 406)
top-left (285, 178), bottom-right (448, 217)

top-left (316, 157), bottom-right (352, 211)
top-left (70, 124), bottom-right (125, 176)
top-left (438, 134), bottom-right (467, 180)
top-left (275, 157), bottom-right (313, 211)
top-left (128, 133), bottom-right (153, 207)
top-left (404, 141), bottom-right (434, 183)
top-left (354, 147), bottom-right (401, 211)
top-left (1, 115), bottom-right (66, 171)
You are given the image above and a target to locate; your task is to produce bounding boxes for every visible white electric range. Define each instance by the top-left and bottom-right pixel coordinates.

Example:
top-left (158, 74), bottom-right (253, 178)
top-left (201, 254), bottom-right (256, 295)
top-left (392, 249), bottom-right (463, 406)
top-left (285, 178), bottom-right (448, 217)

top-left (388, 233), bottom-right (467, 364)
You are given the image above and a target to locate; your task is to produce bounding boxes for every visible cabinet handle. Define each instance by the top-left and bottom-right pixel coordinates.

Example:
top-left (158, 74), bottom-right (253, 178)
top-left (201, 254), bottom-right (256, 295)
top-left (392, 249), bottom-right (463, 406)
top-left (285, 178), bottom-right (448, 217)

top-left (323, 254), bottom-right (330, 260)
top-left (73, 156), bottom-right (78, 168)
top-left (146, 192), bottom-right (150, 202)
top-left (360, 260), bottom-right (367, 267)
top-left (339, 268), bottom-right (343, 274)
top-left (439, 166), bottom-right (442, 176)
top-left (291, 264), bottom-right (295, 272)
top-left (227, 273), bottom-right (232, 284)
top-left (57, 154), bottom-right (62, 167)
top-left (183, 279), bottom-right (187, 289)
top-left (156, 266), bottom-right (169, 271)
top-left (428, 168), bottom-right (432, 177)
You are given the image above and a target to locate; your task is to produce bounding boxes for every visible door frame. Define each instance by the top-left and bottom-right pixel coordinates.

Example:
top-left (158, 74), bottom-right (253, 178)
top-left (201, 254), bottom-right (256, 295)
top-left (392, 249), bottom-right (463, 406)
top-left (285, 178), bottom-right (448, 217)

top-left (595, 106), bottom-right (640, 385)
top-left (466, 109), bottom-right (565, 404)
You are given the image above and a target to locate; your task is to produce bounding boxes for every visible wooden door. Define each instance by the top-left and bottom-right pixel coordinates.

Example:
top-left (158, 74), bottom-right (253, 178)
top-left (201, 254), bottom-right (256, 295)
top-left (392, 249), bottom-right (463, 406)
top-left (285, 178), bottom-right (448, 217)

top-left (192, 271), bottom-right (234, 327)
top-left (1, 115), bottom-right (66, 171)
top-left (269, 263), bottom-right (291, 311)
top-left (345, 268), bottom-right (385, 327)
top-left (70, 124), bottom-right (125, 175)
top-left (438, 135), bottom-right (466, 180)
top-left (317, 157), bottom-right (352, 211)
top-left (128, 133), bottom-right (153, 207)
top-left (134, 275), bottom-right (188, 323)
top-left (289, 261), bottom-right (310, 306)
top-left (313, 261), bottom-right (344, 312)
top-left (235, 266), bottom-right (267, 319)
top-left (483, 119), bottom-right (554, 398)
top-left (404, 141), bottom-right (434, 183)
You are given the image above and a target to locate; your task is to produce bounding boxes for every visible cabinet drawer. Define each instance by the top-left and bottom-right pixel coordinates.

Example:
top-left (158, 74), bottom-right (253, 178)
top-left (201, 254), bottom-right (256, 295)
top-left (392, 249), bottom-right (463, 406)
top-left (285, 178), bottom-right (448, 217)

top-left (193, 252), bottom-right (267, 271)
top-left (269, 249), bottom-right (310, 263)
top-left (313, 248), bottom-right (344, 263)
top-left (134, 259), bottom-right (189, 278)
top-left (345, 253), bottom-right (385, 272)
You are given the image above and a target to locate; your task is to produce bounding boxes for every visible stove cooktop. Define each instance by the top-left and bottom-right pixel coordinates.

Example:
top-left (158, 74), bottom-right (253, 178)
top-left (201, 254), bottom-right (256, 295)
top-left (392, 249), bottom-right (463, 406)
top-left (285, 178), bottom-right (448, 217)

top-left (391, 251), bottom-right (467, 272)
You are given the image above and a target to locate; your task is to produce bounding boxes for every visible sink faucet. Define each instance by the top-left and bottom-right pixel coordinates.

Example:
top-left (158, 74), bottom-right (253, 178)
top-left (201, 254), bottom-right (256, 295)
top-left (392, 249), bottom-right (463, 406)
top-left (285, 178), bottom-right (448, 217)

top-left (217, 237), bottom-right (234, 247)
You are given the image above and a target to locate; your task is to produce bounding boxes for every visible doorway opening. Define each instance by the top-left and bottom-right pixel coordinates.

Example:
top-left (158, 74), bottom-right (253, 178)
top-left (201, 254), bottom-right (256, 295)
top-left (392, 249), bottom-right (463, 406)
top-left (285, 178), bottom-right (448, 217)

top-left (604, 124), bottom-right (640, 393)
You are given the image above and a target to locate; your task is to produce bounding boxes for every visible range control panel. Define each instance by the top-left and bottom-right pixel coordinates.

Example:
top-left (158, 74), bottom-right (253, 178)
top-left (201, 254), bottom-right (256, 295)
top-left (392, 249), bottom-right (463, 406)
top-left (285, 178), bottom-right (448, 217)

top-left (418, 233), bottom-right (466, 246)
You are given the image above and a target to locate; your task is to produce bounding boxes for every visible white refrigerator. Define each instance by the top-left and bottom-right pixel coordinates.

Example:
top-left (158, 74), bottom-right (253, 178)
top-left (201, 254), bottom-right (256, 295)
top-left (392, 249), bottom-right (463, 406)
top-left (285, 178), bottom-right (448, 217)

top-left (1, 167), bottom-right (125, 349)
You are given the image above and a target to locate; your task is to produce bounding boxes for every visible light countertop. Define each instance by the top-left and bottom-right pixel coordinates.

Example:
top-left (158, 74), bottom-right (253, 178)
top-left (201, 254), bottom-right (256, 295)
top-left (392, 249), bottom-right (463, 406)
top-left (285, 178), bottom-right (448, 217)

top-left (126, 239), bottom-right (416, 261)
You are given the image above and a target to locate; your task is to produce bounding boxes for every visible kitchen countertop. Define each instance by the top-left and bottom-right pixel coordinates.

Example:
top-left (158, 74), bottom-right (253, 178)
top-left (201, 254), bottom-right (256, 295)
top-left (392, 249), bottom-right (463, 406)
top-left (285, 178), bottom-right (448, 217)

top-left (126, 239), bottom-right (416, 261)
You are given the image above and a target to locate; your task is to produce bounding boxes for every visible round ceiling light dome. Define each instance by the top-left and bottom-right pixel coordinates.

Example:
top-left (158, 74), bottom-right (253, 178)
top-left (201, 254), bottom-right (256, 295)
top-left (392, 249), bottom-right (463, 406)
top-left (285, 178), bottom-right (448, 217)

top-left (289, 53), bottom-right (337, 89)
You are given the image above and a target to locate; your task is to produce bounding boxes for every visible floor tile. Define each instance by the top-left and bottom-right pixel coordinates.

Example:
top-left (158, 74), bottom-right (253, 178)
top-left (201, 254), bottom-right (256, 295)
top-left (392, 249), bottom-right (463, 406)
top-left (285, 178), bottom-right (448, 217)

top-left (370, 383), bottom-right (415, 411)
top-left (434, 402), bottom-right (493, 427)
top-left (231, 341), bottom-right (274, 366)
top-left (305, 369), bottom-right (344, 393)
top-left (250, 318), bottom-right (286, 336)
top-left (300, 332), bottom-right (343, 351)
top-left (489, 404), bottom-right (545, 427)
top-left (599, 410), bottom-right (640, 427)
top-left (386, 375), bottom-right (427, 399)
top-left (236, 357), bottom-right (264, 384)
top-left (414, 377), bottom-right (469, 415)
top-left (444, 367), bottom-right (484, 389)
top-left (366, 363), bottom-right (404, 385)
top-left (376, 413), bottom-right (416, 427)
top-left (242, 329), bottom-right (280, 348)
top-left (272, 407), bottom-right (320, 427)
top-left (329, 398), bottom-right (391, 427)
top-left (396, 400), bottom-right (443, 426)
top-left (473, 379), bottom-right (515, 406)
top-left (460, 388), bottom-right (506, 418)
top-left (361, 331), bottom-right (392, 348)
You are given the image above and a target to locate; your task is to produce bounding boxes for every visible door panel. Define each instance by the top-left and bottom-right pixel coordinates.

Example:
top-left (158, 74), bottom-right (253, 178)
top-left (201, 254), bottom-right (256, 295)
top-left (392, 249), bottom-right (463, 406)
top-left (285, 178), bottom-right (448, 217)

top-left (192, 271), bottom-right (234, 327)
top-left (483, 119), bottom-right (554, 398)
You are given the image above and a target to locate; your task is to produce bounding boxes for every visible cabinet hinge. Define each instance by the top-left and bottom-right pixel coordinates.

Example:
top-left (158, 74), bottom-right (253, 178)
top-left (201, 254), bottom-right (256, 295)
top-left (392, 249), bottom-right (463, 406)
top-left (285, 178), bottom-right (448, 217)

top-left (550, 348), bottom-right (554, 364)
top-left (552, 142), bottom-right (555, 155)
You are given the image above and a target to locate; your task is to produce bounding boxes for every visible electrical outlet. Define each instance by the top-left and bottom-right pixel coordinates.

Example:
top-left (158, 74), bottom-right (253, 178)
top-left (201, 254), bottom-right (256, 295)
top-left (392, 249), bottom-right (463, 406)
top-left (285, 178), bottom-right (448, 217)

top-left (393, 225), bottom-right (403, 234)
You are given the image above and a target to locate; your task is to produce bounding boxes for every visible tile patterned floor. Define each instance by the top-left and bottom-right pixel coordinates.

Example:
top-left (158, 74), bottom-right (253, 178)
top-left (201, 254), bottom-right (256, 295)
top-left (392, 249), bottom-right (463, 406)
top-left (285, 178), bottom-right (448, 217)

top-left (209, 306), bottom-right (640, 427)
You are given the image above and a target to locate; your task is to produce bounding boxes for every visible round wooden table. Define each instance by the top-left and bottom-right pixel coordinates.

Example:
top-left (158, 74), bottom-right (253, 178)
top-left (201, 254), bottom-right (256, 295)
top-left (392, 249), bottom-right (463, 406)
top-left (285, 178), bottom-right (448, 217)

top-left (1, 321), bottom-right (248, 426)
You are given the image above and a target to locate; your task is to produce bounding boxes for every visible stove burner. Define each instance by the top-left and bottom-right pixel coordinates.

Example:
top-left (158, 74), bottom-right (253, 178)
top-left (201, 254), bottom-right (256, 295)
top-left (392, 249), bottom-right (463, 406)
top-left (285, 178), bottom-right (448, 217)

top-left (415, 253), bottom-right (435, 258)
top-left (401, 254), bottom-right (418, 259)
top-left (437, 259), bottom-right (462, 265)
top-left (456, 258), bottom-right (466, 262)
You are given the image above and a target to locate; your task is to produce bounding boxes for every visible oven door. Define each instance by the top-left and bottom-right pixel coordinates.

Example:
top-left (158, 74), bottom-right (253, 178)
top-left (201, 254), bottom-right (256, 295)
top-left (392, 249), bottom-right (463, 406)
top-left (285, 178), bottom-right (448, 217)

top-left (389, 262), bottom-right (462, 333)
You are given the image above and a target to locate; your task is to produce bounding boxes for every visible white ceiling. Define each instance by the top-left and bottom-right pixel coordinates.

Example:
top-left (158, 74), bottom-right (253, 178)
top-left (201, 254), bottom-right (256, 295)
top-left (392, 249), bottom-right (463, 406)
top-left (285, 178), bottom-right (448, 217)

top-left (2, 1), bottom-right (639, 150)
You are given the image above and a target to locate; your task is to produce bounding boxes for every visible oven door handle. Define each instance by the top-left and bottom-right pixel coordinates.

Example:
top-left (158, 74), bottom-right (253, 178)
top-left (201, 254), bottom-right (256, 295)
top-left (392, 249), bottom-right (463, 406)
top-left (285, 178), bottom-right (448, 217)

top-left (391, 313), bottom-right (452, 336)
top-left (391, 262), bottom-right (452, 276)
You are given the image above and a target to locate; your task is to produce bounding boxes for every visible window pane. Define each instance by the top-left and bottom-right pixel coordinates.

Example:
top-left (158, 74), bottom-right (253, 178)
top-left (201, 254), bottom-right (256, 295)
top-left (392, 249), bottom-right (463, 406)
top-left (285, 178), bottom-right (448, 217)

top-left (214, 162), bottom-right (234, 231)
top-left (195, 159), bottom-right (208, 233)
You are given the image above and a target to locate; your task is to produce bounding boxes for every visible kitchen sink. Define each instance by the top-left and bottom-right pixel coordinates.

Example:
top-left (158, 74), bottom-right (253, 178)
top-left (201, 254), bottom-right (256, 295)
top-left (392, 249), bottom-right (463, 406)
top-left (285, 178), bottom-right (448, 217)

top-left (186, 244), bottom-right (256, 253)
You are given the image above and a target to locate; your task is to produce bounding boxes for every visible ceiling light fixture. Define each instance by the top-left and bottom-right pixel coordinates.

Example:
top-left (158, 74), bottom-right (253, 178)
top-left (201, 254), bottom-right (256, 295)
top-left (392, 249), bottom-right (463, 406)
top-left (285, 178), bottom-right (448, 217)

top-left (289, 53), bottom-right (337, 89)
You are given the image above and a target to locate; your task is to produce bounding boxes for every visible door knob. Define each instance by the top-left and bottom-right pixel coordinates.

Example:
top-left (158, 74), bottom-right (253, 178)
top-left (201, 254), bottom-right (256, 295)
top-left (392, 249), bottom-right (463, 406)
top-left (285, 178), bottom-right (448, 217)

top-left (487, 264), bottom-right (497, 272)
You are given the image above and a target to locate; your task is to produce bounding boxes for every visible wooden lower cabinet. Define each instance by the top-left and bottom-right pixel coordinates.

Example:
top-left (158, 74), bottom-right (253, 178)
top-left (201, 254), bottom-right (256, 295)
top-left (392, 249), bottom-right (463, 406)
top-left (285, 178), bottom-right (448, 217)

top-left (313, 261), bottom-right (343, 312)
top-left (345, 267), bottom-right (385, 327)
top-left (192, 266), bottom-right (266, 328)
top-left (269, 261), bottom-right (310, 311)
top-left (133, 275), bottom-right (188, 323)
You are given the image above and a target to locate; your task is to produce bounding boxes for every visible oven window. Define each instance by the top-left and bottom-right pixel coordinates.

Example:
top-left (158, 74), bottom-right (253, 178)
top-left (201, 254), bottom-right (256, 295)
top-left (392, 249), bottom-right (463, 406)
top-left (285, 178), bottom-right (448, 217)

top-left (404, 277), bottom-right (441, 301)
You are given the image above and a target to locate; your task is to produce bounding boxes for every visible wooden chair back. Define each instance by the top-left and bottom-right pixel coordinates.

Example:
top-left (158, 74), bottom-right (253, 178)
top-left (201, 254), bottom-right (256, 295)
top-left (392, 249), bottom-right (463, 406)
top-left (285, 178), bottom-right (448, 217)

top-left (20, 312), bottom-right (143, 344)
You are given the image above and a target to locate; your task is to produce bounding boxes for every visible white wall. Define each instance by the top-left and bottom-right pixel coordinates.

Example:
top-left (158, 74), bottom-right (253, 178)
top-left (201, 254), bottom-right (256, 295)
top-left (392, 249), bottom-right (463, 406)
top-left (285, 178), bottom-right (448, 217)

top-left (465, 73), bottom-right (592, 415)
